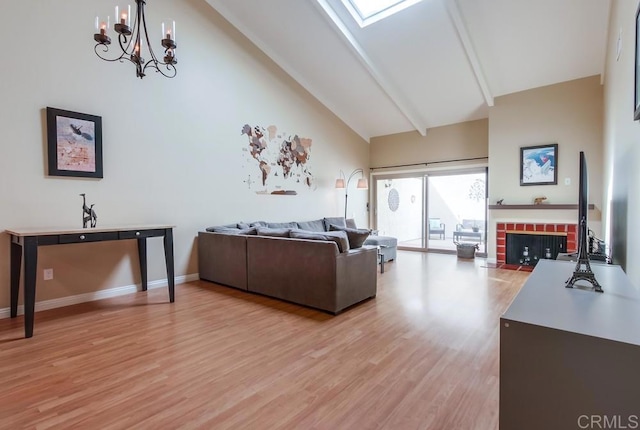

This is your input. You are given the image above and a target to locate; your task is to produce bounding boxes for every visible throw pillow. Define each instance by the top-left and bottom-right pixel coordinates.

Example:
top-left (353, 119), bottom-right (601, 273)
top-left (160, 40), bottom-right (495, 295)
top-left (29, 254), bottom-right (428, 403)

top-left (207, 226), bottom-right (257, 235)
top-left (290, 230), bottom-right (349, 253)
top-left (345, 218), bottom-right (357, 229)
top-left (239, 227), bottom-right (257, 235)
top-left (205, 223), bottom-right (237, 232)
top-left (256, 227), bottom-right (291, 237)
top-left (296, 219), bottom-right (326, 232)
top-left (237, 222), bottom-right (250, 229)
top-left (250, 221), bottom-right (268, 227)
top-left (322, 231), bottom-right (350, 253)
top-left (323, 216), bottom-right (346, 231)
top-left (329, 224), bottom-right (371, 248)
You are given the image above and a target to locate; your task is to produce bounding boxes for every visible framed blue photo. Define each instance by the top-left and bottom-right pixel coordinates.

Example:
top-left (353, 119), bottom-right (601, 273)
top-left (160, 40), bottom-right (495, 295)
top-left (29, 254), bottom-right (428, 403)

top-left (520, 143), bottom-right (558, 186)
top-left (46, 107), bottom-right (103, 178)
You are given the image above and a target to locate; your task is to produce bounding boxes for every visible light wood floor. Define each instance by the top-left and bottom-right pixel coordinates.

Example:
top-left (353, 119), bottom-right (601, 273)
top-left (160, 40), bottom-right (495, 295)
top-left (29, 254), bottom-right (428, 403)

top-left (0, 252), bottom-right (529, 430)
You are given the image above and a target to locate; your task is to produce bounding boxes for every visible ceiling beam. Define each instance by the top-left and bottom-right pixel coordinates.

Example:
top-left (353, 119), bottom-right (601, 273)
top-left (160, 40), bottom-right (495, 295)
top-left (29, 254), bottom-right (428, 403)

top-left (444, 0), bottom-right (494, 107)
top-left (314, 0), bottom-right (428, 136)
top-left (205, 0), bottom-right (372, 142)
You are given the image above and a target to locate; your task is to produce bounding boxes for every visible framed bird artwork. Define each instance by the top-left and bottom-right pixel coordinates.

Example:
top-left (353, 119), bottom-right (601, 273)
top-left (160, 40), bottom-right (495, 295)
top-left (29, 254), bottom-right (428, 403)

top-left (46, 107), bottom-right (103, 178)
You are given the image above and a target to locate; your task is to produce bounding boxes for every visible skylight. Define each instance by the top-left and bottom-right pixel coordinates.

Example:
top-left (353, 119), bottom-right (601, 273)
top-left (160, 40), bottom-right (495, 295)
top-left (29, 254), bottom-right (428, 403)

top-left (342, 0), bottom-right (422, 27)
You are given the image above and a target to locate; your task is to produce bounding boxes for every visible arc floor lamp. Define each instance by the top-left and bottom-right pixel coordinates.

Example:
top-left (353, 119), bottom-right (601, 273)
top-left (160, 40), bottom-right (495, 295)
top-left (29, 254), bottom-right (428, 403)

top-left (335, 169), bottom-right (368, 219)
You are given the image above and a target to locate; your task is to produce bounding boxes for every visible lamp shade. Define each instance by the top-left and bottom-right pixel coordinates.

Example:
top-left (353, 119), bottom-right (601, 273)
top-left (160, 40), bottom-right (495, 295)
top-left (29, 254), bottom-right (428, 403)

top-left (357, 178), bottom-right (368, 189)
top-left (335, 178), bottom-right (346, 188)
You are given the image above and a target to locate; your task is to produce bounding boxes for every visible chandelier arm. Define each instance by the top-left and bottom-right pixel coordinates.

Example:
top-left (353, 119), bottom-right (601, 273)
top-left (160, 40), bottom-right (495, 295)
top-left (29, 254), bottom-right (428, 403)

top-left (140, 6), bottom-right (160, 64)
top-left (143, 59), bottom-right (177, 78)
top-left (94, 44), bottom-right (121, 62)
top-left (115, 34), bottom-right (127, 56)
top-left (138, 1), bottom-right (176, 78)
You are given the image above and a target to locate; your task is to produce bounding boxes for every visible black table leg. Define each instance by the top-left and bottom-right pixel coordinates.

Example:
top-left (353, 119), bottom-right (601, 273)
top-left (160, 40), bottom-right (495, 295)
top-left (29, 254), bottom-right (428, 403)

top-left (163, 229), bottom-right (175, 302)
top-left (137, 237), bottom-right (148, 291)
top-left (23, 237), bottom-right (38, 338)
top-left (10, 239), bottom-right (22, 318)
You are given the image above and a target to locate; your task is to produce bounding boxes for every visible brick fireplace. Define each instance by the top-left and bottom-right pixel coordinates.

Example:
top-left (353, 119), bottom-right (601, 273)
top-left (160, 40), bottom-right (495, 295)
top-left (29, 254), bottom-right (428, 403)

top-left (496, 222), bottom-right (577, 265)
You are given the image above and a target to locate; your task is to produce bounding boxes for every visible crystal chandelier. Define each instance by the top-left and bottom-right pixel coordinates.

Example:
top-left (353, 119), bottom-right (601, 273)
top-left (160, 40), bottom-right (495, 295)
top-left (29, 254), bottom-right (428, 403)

top-left (94, 1), bottom-right (177, 79)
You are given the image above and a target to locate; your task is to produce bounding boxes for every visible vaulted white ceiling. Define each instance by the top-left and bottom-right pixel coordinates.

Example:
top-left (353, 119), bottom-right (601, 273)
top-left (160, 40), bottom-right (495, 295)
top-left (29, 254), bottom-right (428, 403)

top-left (205, 0), bottom-right (611, 141)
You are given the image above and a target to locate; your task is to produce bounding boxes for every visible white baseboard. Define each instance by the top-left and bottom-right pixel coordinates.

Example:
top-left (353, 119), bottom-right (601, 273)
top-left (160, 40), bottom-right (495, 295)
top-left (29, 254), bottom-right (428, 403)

top-left (486, 257), bottom-right (497, 265)
top-left (0, 273), bottom-right (199, 319)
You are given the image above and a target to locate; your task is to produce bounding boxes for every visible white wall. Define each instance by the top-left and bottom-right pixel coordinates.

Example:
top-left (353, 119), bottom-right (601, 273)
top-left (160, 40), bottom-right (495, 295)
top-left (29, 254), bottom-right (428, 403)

top-left (487, 76), bottom-right (604, 262)
top-left (0, 0), bottom-right (369, 309)
top-left (603, 0), bottom-right (640, 277)
top-left (369, 119), bottom-right (488, 168)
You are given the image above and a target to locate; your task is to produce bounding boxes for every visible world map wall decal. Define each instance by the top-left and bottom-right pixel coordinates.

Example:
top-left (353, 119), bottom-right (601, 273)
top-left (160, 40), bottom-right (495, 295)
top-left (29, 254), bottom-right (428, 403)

top-left (241, 124), bottom-right (316, 195)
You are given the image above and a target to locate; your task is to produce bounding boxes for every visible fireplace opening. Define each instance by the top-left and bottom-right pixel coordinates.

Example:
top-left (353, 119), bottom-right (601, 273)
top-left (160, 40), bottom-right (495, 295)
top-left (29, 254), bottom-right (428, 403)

top-left (506, 233), bottom-right (567, 266)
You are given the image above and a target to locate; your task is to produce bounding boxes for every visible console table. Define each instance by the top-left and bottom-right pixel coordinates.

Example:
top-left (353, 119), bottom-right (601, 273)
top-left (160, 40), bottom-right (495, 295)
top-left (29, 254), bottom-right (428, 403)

top-left (7, 225), bottom-right (175, 338)
top-left (500, 259), bottom-right (640, 429)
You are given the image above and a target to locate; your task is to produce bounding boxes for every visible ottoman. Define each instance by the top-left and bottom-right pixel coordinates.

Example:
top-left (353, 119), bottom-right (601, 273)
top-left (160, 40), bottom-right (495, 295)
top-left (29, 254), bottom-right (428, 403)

top-left (364, 235), bottom-right (397, 262)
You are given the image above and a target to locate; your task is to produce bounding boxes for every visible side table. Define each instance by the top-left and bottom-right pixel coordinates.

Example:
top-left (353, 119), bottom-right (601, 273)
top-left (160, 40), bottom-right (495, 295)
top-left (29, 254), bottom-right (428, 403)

top-left (377, 245), bottom-right (389, 273)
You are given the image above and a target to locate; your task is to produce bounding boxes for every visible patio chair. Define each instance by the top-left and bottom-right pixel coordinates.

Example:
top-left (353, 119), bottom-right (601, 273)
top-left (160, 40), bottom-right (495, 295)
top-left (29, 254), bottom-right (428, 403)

top-left (428, 218), bottom-right (445, 240)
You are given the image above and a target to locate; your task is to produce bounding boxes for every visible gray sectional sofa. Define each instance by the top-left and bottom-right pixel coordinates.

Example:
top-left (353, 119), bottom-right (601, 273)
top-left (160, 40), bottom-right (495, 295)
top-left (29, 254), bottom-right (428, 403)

top-left (198, 217), bottom-right (378, 314)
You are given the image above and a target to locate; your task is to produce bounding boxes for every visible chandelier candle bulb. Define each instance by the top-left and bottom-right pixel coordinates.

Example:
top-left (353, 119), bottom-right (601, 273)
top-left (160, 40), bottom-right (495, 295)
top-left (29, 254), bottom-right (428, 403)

top-left (123, 5), bottom-right (131, 26)
top-left (94, 16), bottom-right (111, 44)
top-left (163, 20), bottom-right (175, 41)
top-left (101, 16), bottom-right (110, 33)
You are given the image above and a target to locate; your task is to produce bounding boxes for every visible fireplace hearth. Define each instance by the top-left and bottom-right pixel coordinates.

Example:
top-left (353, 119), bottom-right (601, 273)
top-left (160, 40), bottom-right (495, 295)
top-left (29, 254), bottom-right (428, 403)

top-left (496, 222), bottom-right (577, 265)
top-left (506, 233), bottom-right (567, 266)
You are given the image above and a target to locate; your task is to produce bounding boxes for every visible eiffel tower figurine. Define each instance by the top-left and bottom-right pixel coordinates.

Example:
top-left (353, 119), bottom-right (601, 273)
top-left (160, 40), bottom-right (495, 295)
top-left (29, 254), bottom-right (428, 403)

top-left (565, 216), bottom-right (603, 292)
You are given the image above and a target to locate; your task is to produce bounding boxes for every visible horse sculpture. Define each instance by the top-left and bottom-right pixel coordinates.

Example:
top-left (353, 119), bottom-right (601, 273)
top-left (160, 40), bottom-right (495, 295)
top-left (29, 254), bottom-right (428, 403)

top-left (80, 193), bottom-right (97, 228)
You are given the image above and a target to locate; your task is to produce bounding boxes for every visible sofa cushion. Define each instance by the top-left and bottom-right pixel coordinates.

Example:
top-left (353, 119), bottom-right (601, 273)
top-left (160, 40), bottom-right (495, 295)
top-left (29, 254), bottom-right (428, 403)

top-left (267, 221), bottom-right (298, 229)
top-left (256, 227), bottom-right (292, 237)
top-left (207, 226), bottom-right (257, 235)
top-left (290, 230), bottom-right (349, 253)
top-left (329, 224), bottom-right (371, 249)
top-left (323, 217), bottom-right (346, 231)
top-left (205, 223), bottom-right (237, 231)
top-left (363, 235), bottom-right (397, 247)
top-left (237, 222), bottom-right (250, 229)
top-left (297, 219), bottom-right (326, 232)
top-left (250, 221), bottom-right (268, 227)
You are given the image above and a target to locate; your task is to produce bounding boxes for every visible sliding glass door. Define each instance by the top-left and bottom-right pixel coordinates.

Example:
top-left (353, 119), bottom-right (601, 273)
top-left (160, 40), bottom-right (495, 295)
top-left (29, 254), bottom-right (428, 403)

top-left (374, 168), bottom-right (487, 254)
top-left (426, 170), bottom-right (486, 253)
top-left (375, 177), bottom-right (424, 249)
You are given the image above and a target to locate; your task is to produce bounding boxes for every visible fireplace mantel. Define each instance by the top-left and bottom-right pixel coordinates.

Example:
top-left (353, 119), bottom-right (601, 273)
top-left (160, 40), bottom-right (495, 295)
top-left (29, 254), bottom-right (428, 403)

top-left (489, 204), bottom-right (595, 210)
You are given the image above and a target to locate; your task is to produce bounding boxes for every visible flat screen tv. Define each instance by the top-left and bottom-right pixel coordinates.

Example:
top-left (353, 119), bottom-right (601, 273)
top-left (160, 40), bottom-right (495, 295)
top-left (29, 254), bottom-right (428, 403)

top-left (565, 151), bottom-right (602, 292)
top-left (578, 151), bottom-right (588, 232)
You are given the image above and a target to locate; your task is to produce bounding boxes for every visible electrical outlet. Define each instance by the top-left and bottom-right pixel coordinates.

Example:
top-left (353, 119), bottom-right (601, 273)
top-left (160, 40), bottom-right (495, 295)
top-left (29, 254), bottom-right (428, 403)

top-left (43, 268), bottom-right (53, 281)
top-left (564, 177), bottom-right (571, 185)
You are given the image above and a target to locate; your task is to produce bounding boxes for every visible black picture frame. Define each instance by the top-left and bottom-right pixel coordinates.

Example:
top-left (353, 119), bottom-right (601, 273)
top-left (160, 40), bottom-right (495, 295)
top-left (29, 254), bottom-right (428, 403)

top-left (635, 2), bottom-right (640, 120)
top-left (46, 107), bottom-right (103, 178)
top-left (520, 143), bottom-right (558, 186)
